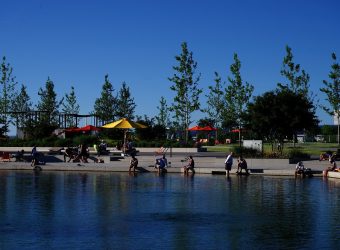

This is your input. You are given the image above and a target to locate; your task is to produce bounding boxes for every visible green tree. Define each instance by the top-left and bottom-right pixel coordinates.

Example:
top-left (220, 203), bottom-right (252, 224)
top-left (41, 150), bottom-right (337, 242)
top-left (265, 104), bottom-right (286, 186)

top-left (278, 45), bottom-right (311, 98)
top-left (0, 56), bottom-right (17, 135)
top-left (168, 42), bottom-right (202, 143)
top-left (116, 82), bottom-right (136, 119)
top-left (247, 89), bottom-right (319, 150)
top-left (205, 72), bottom-right (225, 128)
top-left (12, 84), bottom-right (32, 130)
top-left (94, 74), bottom-right (117, 123)
top-left (156, 96), bottom-right (170, 127)
top-left (61, 86), bottom-right (80, 127)
top-left (37, 77), bottom-right (61, 124)
top-left (224, 53), bottom-right (254, 147)
top-left (30, 77), bottom-right (61, 138)
top-left (320, 52), bottom-right (340, 145)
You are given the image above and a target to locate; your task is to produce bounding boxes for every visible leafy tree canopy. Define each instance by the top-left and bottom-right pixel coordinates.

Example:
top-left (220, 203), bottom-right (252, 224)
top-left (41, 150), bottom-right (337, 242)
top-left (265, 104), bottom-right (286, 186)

top-left (247, 89), bottom-right (319, 143)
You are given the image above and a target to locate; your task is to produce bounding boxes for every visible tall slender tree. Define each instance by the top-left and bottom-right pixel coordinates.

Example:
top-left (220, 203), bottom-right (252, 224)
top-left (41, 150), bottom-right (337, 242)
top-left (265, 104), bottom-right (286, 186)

top-left (94, 74), bottom-right (117, 124)
top-left (156, 96), bottom-right (170, 127)
top-left (37, 77), bottom-right (61, 125)
top-left (278, 45), bottom-right (311, 99)
top-left (61, 86), bottom-right (80, 127)
top-left (0, 56), bottom-right (17, 135)
top-left (168, 42), bottom-right (202, 143)
top-left (12, 84), bottom-right (32, 130)
top-left (224, 53), bottom-right (254, 147)
top-left (205, 72), bottom-right (225, 128)
top-left (115, 82), bottom-right (136, 119)
top-left (320, 53), bottom-right (340, 145)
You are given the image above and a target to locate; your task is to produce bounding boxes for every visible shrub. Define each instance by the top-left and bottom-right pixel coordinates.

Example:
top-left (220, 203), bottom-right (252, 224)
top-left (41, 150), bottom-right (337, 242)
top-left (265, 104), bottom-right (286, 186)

top-left (287, 149), bottom-right (310, 159)
top-left (230, 146), bottom-right (263, 158)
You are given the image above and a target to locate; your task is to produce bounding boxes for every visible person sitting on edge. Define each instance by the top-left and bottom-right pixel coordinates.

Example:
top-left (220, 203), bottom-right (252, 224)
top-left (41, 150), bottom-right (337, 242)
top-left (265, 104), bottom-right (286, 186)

top-left (129, 155), bottom-right (138, 173)
top-left (319, 151), bottom-right (332, 161)
top-left (324, 154), bottom-right (337, 176)
top-left (14, 150), bottom-right (25, 162)
top-left (295, 161), bottom-right (305, 177)
top-left (329, 155), bottom-right (337, 171)
top-left (125, 139), bottom-right (136, 156)
top-left (99, 140), bottom-right (108, 155)
top-left (74, 144), bottom-right (89, 163)
top-left (183, 155), bottom-right (195, 175)
top-left (236, 156), bottom-right (249, 175)
top-left (155, 154), bottom-right (168, 174)
top-left (64, 147), bottom-right (75, 162)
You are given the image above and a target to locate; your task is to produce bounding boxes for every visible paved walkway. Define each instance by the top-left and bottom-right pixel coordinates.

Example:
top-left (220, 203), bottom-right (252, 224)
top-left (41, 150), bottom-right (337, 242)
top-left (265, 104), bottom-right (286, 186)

top-left (0, 151), bottom-right (334, 177)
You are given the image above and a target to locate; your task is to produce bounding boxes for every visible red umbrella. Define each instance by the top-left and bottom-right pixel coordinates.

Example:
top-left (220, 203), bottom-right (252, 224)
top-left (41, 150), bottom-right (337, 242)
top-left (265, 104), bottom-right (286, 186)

top-left (65, 125), bottom-right (101, 132)
top-left (188, 125), bottom-right (203, 131)
top-left (78, 125), bottom-right (101, 131)
top-left (200, 125), bottom-right (217, 131)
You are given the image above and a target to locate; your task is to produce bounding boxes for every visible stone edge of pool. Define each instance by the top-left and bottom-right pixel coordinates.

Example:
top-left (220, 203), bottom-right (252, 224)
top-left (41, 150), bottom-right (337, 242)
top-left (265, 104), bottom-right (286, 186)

top-left (1, 155), bottom-right (338, 178)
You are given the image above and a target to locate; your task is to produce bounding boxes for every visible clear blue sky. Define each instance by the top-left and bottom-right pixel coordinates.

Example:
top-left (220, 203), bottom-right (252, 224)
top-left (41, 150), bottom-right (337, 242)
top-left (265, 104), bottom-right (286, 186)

top-left (1, 0), bottom-right (339, 131)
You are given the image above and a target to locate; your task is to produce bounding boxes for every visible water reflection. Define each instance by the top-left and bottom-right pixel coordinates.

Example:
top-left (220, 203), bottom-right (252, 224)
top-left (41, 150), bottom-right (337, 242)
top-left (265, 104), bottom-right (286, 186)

top-left (0, 171), bottom-right (340, 249)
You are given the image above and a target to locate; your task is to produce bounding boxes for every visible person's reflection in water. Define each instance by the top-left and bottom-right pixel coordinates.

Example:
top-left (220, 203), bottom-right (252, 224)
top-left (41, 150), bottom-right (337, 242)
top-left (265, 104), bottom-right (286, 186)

top-left (226, 175), bottom-right (232, 189)
top-left (129, 172), bottom-right (137, 177)
top-left (33, 169), bottom-right (41, 189)
top-left (158, 173), bottom-right (166, 190)
top-left (80, 173), bottom-right (88, 188)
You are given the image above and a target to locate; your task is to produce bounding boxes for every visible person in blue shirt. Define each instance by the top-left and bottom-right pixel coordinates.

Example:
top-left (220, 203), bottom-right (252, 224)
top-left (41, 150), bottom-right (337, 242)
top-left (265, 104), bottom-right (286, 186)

top-left (155, 154), bottom-right (168, 174)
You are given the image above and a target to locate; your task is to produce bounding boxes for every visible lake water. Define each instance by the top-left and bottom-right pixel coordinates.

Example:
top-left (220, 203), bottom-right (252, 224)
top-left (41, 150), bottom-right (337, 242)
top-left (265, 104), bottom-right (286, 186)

top-left (0, 171), bottom-right (340, 250)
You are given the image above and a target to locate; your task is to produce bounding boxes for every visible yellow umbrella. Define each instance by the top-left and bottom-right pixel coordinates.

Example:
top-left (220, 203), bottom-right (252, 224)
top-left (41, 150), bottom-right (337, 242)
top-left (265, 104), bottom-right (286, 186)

top-left (102, 118), bottom-right (147, 129)
top-left (102, 118), bottom-right (147, 154)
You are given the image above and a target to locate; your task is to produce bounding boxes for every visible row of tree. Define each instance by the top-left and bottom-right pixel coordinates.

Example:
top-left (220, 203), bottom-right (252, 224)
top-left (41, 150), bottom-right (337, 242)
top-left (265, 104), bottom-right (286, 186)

top-left (0, 43), bottom-right (339, 145)
top-left (0, 58), bottom-right (137, 138)
top-left (163, 43), bottom-right (339, 146)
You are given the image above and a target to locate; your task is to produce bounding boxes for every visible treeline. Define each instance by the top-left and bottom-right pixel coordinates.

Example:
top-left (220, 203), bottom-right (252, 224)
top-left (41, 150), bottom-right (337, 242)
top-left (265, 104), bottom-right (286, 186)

top-left (0, 43), bottom-right (339, 146)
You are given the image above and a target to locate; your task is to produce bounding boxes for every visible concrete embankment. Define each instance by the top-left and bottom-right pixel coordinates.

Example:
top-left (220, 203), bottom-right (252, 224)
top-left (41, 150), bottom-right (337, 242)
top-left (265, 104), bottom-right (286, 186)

top-left (0, 151), bottom-right (331, 177)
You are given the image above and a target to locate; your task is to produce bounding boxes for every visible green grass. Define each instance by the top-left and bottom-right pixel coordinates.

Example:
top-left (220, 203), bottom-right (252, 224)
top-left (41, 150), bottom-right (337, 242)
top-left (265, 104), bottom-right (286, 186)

top-left (206, 142), bottom-right (339, 156)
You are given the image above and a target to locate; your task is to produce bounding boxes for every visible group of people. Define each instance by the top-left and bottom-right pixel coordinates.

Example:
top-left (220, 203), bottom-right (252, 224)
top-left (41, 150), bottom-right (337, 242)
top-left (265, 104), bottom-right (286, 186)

top-left (225, 152), bottom-right (249, 177)
top-left (63, 144), bottom-right (89, 163)
top-left (30, 145), bottom-right (339, 178)
top-left (128, 153), bottom-right (196, 175)
top-left (129, 151), bottom-right (250, 176)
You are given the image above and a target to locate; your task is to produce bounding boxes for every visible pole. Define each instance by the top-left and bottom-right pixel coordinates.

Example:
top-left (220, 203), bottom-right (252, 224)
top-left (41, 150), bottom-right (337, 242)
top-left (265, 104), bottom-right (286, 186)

top-left (239, 125), bottom-right (242, 156)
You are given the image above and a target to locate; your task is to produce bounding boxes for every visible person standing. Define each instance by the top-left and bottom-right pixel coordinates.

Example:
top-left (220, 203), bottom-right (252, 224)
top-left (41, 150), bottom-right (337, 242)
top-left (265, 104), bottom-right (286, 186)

top-left (225, 152), bottom-right (233, 177)
top-left (31, 146), bottom-right (39, 167)
top-left (129, 155), bottom-right (139, 173)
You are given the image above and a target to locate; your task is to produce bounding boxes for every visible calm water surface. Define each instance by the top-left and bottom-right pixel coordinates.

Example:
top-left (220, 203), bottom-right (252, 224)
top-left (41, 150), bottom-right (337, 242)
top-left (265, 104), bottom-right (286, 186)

top-left (0, 171), bottom-right (340, 250)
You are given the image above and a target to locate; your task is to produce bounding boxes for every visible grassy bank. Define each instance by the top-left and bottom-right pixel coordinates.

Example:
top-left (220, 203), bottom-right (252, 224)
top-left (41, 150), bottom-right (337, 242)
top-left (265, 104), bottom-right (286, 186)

top-left (206, 142), bottom-right (339, 156)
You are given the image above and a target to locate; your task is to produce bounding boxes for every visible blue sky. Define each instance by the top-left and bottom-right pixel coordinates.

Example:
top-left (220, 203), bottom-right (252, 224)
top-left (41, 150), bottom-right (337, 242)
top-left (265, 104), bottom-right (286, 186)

top-left (1, 0), bottom-right (340, 131)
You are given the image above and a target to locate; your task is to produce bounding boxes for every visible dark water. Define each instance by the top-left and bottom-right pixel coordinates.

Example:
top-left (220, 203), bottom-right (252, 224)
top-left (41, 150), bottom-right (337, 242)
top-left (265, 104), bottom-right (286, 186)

top-left (0, 171), bottom-right (340, 250)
